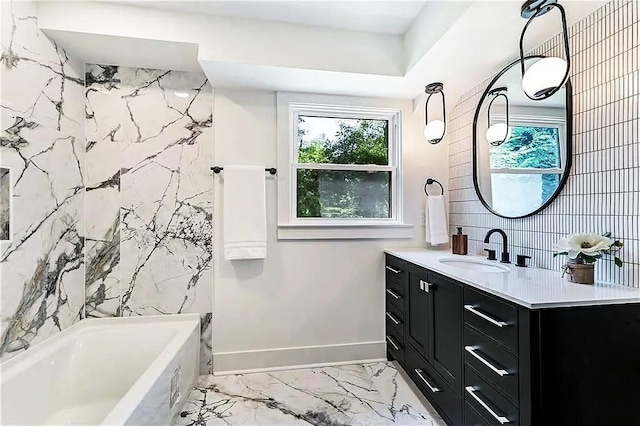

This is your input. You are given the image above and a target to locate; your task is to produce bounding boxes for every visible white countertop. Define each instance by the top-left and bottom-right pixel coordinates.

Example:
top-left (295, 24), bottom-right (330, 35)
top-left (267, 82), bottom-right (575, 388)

top-left (385, 249), bottom-right (640, 309)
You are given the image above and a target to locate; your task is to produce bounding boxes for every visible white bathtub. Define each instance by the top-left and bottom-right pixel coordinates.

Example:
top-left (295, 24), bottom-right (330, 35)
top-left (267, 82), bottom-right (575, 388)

top-left (1, 314), bottom-right (200, 425)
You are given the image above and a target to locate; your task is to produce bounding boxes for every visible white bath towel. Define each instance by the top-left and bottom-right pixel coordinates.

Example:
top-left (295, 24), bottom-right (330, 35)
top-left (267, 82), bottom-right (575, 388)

top-left (223, 166), bottom-right (267, 260)
top-left (425, 195), bottom-right (448, 246)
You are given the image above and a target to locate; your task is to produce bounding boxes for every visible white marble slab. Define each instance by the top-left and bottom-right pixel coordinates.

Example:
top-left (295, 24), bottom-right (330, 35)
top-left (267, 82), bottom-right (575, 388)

top-left (0, 0), bottom-right (85, 361)
top-left (176, 362), bottom-right (445, 426)
top-left (386, 249), bottom-right (640, 309)
top-left (84, 64), bottom-right (214, 373)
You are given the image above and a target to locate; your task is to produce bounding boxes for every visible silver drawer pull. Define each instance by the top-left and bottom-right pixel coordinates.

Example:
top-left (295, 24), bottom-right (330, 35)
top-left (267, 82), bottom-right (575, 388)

top-left (414, 369), bottom-right (440, 393)
top-left (465, 346), bottom-right (510, 377)
top-left (464, 305), bottom-right (509, 327)
top-left (386, 335), bottom-right (401, 351)
top-left (465, 386), bottom-right (511, 424)
top-left (386, 288), bottom-right (401, 299)
top-left (419, 279), bottom-right (434, 292)
top-left (385, 312), bottom-right (401, 325)
top-left (386, 266), bottom-right (402, 274)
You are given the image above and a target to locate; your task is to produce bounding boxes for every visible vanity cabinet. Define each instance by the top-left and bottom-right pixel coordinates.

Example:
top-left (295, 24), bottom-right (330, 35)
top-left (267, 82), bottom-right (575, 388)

top-left (384, 255), bottom-right (408, 365)
top-left (386, 255), bottom-right (463, 425)
top-left (385, 253), bottom-right (640, 426)
top-left (406, 264), bottom-right (431, 357)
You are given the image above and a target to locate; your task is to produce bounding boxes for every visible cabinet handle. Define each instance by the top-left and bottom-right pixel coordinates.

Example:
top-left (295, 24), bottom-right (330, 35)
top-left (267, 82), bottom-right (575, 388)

top-left (414, 369), bottom-right (440, 393)
top-left (464, 305), bottom-right (509, 327)
top-left (465, 346), bottom-right (510, 376)
top-left (386, 335), bottom-right (401, 351)
top-left (385, 312), bottom-right (401, 325)
top-left (465, 386), bottom-right (511, 424)
top-left (419, 280), bottom-right (434, 293)
top-left (386, 266), bottom-right (402, 274)
top-left (386, 289), bottom-right (401, 299)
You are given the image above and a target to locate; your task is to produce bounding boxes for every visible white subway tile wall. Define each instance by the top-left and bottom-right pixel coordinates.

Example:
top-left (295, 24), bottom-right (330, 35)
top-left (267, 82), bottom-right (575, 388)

top-left (449, 0), bottom-right (640, 287)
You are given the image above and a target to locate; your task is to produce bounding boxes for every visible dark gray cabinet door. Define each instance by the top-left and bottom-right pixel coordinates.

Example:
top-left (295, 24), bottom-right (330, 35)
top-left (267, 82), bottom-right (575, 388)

top-left (406, 265), bottom-right (431, 358)
top-left (430, 272), bottom-right (463, 391)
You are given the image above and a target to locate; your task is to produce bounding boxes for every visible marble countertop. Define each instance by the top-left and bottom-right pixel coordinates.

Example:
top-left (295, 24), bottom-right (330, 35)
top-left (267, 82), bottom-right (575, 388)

top-left (385, 249), bottom-right (640, 309)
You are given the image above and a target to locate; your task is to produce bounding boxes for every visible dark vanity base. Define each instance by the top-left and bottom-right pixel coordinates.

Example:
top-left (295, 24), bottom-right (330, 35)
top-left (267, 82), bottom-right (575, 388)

top-left (530, 303), bottom-right (640, 425)
top-left (385, 254), bottom-right (640, 426)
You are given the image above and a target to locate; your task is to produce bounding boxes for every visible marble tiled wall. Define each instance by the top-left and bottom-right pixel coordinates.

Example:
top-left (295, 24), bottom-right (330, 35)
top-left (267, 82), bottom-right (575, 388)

top-left (84, 65), bottom-right (214, 373)
top-left (0, 1), bottom-right (85, 360)
top-left (449, 0), bottom-right (640, 286)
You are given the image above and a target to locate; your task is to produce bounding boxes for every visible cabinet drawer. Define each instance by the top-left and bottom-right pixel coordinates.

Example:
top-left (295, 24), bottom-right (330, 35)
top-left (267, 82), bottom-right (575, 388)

top-left (386, 279), bottom-right (405, 312)
top-left (407, 347), bottom-right (461, 426)
top-left (464, 326), bottom-right (518, 404)
top-left (464, 288), bottom-right (518, 353)
top-left (385, 302), bottom-right (404, 337)
top-left (385, 328), bottom-right (405, 365)
top-left (464, 402), bottom-right (489, 426)
top-left (385, 255), bottom-right (407, 286)
top-left (465, 367), bottom-right (518, 426)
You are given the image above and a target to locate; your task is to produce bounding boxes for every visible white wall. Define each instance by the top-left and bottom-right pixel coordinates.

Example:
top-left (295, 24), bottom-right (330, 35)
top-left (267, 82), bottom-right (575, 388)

top-left (212, 89), bottom-right (449, 373)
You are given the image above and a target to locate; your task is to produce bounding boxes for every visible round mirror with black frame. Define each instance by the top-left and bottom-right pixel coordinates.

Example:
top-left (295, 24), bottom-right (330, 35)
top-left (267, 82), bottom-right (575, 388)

top-left (473, 55), bottom-right (572, 219)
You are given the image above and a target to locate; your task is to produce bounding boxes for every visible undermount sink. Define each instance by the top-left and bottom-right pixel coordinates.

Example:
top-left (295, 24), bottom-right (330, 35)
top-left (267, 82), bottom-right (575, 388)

top-left (438, 257), bottom-right (510, 273)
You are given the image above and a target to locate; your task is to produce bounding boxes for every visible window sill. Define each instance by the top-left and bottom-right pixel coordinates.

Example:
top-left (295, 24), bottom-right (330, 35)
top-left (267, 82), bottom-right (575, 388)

top-left (277, 223), bottom-right (414, 240)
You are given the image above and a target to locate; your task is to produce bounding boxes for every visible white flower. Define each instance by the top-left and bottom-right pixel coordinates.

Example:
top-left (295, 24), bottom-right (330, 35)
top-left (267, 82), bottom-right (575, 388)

top-left (554, 233), bottom-right (613, 259)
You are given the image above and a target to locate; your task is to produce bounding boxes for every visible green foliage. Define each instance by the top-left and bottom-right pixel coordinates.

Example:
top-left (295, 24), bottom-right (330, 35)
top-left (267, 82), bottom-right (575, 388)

top-left (296, 169), bottom-right (321, 217)
top-left (490, 126), bottom-right (560, 169)
top-left (296, 118), bottom-right (390, 218)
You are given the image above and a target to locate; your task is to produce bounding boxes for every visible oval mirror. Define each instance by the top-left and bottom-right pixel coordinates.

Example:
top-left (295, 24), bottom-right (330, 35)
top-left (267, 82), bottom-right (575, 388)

top-left (473, 55), bottom-right (572, 219)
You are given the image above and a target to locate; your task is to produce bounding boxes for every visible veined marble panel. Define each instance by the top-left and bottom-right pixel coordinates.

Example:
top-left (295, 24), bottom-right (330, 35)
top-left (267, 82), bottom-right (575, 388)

top-left (0, 168), bottom-right (10, 240)
top-left (84, 64), bottom-right (213, 372)
top-left (84, 64), bottom-right (125, 318)
top-left (0, 0), bottom-right (85, 360)
top-left (177, 362), bottom-right (444, 425)
top-left (200, 312), bottom-right (213, 375)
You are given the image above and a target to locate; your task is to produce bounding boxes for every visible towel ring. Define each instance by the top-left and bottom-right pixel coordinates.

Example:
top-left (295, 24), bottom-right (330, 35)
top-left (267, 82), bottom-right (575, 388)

top-left (424, 178), bottom-right (444, 196)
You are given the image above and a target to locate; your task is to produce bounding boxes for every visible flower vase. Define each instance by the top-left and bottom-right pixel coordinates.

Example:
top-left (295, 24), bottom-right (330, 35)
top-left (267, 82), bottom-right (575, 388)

top-left (563, 259), bottom-right (595, 284)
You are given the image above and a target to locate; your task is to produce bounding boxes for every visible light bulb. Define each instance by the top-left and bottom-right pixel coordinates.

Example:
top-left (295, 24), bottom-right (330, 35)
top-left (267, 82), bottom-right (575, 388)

top-left (522, 57), bottom-right (568, 99)
top-left (424, 120), bottom-right (446, 143)
top-left (174, 91), bottom-right (190, 98)
top-left (486, 123), bottom-right (511, 146)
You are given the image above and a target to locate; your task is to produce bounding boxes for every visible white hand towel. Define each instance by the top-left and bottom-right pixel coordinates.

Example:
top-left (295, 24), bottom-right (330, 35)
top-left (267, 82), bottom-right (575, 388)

top-left (425, 195), bottom-right (448, 246)
top-left (223, 166), bottom-right (267, 260)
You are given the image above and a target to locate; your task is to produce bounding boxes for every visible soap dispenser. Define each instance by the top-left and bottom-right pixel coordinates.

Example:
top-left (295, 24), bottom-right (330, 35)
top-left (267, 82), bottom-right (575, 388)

top-left (452, 227), bottom-right (468, 255)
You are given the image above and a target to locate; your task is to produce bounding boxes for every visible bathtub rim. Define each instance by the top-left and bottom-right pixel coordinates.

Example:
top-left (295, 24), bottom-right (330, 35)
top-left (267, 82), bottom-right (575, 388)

top-left (101, 314), bottom-right (200, 425)
top-left (1, 314), bottom-right (201, 425)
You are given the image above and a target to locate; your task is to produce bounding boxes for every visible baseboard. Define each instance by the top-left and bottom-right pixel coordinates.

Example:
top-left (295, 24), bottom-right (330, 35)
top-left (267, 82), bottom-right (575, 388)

top-left (213, 341), bottom-right (386, 375)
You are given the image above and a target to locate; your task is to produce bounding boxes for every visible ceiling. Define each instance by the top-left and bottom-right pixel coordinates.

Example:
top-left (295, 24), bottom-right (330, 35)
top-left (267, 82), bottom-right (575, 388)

top-left (120, 1), bottom-right (428, 35)
top-left (40, 0), bottom-right (608, 105)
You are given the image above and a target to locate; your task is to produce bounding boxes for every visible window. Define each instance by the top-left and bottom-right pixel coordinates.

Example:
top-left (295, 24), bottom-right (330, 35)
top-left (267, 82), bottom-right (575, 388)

top-left (488, 115), bottom-right (566, 217)
top-left (277, 93), bottom-right (411, 240)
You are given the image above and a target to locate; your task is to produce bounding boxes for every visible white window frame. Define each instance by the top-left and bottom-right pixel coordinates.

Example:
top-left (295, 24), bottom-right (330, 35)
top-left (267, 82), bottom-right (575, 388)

top-left (276, 93), bottom-right (412, 240)
top-left (489, 114), bottom-right (567, 176)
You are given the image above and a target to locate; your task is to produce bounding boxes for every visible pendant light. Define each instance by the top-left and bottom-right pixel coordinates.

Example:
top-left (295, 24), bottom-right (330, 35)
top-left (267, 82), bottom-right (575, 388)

top-left (519, 0), bottom-right (570, 100)
top-left (485, 87), bottom-right (511, 146)
top-left (423, 82), bottom-right (446, 144)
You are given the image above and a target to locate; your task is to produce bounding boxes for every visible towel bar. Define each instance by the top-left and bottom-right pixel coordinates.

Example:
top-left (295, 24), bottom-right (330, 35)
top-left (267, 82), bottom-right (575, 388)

top-left (211, 166), bottom-right (277, 175)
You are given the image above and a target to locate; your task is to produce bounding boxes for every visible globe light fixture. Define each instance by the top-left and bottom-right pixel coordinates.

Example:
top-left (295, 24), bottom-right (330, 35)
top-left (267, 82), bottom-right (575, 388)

top-left (519, 0), bottom-right (570, 100)
top-left (485, 87), bottom-right (511, 146)
top-left (424, 82), bottom-right (446, 144)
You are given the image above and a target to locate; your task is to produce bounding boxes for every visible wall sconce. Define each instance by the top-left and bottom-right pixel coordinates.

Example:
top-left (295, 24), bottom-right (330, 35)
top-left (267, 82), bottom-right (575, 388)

top-left (423, 82), bottom-right (446, 144)
top-left (485, 87), bottom-right (511, 146)
top-left (519, 0), bottom-right (570, 100)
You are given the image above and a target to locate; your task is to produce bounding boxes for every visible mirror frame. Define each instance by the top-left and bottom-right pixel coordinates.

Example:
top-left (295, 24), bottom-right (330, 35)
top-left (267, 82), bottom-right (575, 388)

top-left (472, 55), bottom-right (573, 219)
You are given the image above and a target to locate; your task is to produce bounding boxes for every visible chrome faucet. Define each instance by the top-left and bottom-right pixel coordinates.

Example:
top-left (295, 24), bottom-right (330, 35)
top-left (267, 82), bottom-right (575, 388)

top-left (484, 229), bottom-right (510, 263)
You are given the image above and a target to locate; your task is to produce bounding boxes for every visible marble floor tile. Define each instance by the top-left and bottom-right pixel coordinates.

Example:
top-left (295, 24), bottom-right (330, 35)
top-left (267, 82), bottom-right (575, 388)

top-left (176, 362), bottom-right (445, 426)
